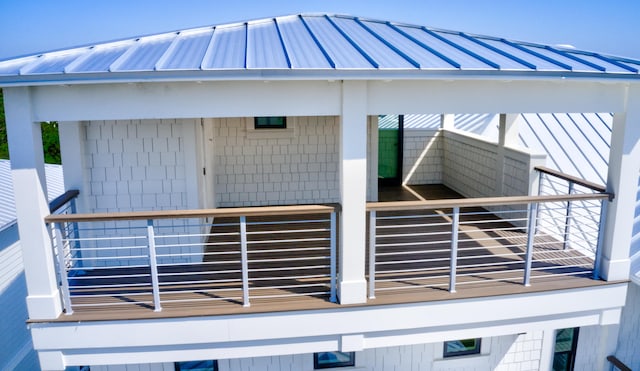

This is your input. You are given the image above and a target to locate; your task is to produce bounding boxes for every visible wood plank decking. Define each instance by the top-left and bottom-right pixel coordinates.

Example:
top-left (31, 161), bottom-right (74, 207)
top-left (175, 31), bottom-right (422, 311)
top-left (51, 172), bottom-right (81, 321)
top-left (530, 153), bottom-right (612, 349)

top-left (41, 185), bottom-right (616, 323)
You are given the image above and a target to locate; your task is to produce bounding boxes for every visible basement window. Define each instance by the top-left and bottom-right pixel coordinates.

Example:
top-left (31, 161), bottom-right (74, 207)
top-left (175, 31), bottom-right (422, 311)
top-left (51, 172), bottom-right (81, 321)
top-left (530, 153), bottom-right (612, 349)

top-left (443, 338), bottom-right (481, 357)
top-left (174, 360), bottom-right (218, 371)
top-left (314, 352), bottom-right (355, 369)
top-left (255, 116), bottom-right (287, 129)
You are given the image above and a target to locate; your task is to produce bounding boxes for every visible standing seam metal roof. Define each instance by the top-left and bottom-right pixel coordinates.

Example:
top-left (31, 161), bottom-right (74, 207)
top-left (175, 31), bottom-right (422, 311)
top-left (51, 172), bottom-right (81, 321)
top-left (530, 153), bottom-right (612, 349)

top-left (1, 13), bottom-right (639, 84)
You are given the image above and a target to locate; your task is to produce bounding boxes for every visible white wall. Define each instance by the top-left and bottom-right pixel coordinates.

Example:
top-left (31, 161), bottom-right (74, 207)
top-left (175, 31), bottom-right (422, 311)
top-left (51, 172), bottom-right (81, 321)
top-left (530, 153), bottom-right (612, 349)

top-left (402, 129), bottom-right (443, 185)
top-left (0, 225), bottom-right (40, 370)
top-left (213, 117), bottom-right (340, 207)
top-left (85, 333), bottom-right (546, 371)
top-left (614, 283), bottom-right (640, 369)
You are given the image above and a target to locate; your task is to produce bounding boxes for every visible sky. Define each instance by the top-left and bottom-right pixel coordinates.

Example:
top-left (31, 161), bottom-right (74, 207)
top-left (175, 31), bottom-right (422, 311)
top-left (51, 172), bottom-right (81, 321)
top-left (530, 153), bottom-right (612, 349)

top-left (0, 0), bottom-right (639, 61)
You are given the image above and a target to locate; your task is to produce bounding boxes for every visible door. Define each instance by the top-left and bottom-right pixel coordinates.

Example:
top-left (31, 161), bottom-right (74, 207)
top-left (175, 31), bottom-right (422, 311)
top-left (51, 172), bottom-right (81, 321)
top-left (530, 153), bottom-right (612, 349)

top-left (378, 114), bottom-right (404, 186)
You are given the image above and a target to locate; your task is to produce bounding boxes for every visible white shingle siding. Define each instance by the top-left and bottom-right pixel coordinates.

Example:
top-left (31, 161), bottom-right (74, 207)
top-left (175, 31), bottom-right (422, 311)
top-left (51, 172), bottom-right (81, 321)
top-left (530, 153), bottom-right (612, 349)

top-left (402, 129), bottom-right (443, 185)
top-left (213, 117), bottom-right (340, 207)
top-left (614, 283), bottom-right (640, 369)
top-left (443, 130), bottom-right (498, 198)
top-left (80, 119), bottom-right (200, 266)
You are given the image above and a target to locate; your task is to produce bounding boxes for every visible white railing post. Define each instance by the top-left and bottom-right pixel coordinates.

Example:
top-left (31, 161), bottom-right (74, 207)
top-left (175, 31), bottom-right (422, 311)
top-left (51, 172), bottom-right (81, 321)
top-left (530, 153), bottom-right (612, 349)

top-left (146, 219), bottom-right (162, 312)
top-left (240, 216), bottom-right (250, 307)
top-left (368, 210), bottom-right (376, 299)
top-left (449, 207), bottom-right (460, 293)
top-left (593, 199), bottom-right (609, 280)
top-left (562, 181), bottom-right (575, 250)
top-left (329, 211), bottom-right (337, 302)
top-left (53, 222), bottom-right (73, 315)
top-left (523, 202), bottom-right (538, 286)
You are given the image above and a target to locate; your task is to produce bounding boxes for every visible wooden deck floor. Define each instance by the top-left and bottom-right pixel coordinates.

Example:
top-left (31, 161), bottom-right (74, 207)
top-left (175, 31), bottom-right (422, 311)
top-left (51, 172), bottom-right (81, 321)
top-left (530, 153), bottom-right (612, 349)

top-left (42, 185), bottom-right (617, 323)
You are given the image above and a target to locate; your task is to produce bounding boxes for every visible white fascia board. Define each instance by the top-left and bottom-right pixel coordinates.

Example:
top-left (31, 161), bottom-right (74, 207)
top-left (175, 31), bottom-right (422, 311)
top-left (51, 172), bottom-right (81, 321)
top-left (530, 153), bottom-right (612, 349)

top-left (1, 69), bottom-right (640, 88)
top-left (30, 283), bottom-right (627, 351)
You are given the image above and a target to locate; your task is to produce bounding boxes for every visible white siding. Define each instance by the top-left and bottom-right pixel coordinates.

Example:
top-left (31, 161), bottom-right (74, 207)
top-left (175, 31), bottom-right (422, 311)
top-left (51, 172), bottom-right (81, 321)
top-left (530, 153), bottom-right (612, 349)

top-left (83, 119), bottom-right (189, 213)
top-left (614, 283), bottom-right (640, 369)
top-left (213, 117), bottom-right (340, 207)
top-left (402, 129), bottom-right (443, 185)
top-left (0, 226), bottom-right (40, 370)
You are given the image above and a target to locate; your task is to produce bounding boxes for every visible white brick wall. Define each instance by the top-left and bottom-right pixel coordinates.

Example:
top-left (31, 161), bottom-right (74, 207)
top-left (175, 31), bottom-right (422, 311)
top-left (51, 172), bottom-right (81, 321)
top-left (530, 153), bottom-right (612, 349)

top-left (213, 117), bottom-right (340, 207)
top-left (615, 283), bottom-right (640, 369)
top-left (403, 129), bottom-right (443, 185)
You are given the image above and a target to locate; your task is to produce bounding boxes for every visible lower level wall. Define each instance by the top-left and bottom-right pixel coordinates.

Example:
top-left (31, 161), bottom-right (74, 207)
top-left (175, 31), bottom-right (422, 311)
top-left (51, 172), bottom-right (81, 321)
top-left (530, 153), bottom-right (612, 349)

top-left (614, 282), bottom-right (640, 369)
top-left (85, 332), bottom-right (545, 371)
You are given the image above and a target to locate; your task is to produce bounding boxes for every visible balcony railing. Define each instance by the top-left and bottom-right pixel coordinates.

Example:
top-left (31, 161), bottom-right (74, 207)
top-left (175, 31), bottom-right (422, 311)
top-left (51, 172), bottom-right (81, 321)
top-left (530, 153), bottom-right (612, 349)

top-left (46, 202), bottom-right (338, 315)
top-left (366, 168), bottom-right (611, 299)
top-left (45, 168), bottom-right (610, 316)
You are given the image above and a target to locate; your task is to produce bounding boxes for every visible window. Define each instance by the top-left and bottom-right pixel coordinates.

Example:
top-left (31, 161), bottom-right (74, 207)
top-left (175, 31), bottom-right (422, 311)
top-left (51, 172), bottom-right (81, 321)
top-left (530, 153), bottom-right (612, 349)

top-left (314, 351), bottom-right (355, 369)
top-left (443, 338), bottom-right (481, 357)
top-left (552, 328), bottom-right (579, 371)
top-left (174, 360), bottom-right (218, 371)
top-left (255, 116), bottom-right (286, 129)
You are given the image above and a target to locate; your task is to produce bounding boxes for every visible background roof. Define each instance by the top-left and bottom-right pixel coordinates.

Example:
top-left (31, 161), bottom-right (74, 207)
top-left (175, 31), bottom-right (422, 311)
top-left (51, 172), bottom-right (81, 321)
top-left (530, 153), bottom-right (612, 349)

top-left (1, 14), bottom-right (639, 85)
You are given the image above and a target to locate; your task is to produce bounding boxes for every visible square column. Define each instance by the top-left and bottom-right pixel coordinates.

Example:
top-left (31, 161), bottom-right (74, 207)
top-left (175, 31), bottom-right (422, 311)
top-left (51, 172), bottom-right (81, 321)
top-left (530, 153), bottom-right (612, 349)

top-left (601, 85), bottom-right (640, 281)
top-left (5, 87), bottom-right (62, 319)
top-left (338, 81), bottom-right (368, 304)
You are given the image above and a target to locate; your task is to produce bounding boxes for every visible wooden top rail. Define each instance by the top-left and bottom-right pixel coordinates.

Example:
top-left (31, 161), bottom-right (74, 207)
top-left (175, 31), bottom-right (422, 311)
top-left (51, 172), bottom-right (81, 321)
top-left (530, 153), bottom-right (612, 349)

top-left (367, 193), bottom-right (610, 212)
top-left (535, 166), bottom-right (607, 193)
top-left (49, 189), bottom-right (80, 213)
top-left (607, 355), bottom-right (632, 371)
top-left (45, 203), bottom-right (339, 223)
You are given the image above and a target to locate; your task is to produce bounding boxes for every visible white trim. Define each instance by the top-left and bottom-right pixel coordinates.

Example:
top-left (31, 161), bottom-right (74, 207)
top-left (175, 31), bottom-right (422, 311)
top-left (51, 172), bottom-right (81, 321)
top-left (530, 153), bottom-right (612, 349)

top-left (245, 116), bottom-right (297, 139)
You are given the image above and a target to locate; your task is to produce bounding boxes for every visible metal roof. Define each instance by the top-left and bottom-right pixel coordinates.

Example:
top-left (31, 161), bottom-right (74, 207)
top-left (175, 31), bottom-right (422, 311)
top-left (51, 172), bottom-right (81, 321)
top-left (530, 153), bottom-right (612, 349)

top-left (1, 13), bottom-right (640, 86)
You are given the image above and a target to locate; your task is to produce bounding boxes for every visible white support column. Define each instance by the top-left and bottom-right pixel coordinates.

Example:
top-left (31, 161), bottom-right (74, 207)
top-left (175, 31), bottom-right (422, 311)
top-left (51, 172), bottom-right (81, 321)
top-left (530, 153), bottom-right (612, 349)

top-left (59, 121), bottom-right (87, 212)
top-left (440, 113), bottom-right (455, 130)
top-left (496, 113), bottom-right (519, 196)
top-left (601, 84), bottom-right (640, 281)
top-left (5, 87), bottom-right (62, 319)
top-left (338, 80), bottom-right (368, 304)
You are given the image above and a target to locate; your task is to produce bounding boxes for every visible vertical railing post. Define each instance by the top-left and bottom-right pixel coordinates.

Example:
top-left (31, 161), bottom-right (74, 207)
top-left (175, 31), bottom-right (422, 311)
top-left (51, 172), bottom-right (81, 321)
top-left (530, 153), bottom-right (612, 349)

top-left (523, 202), bottom-right (539, 286)
top-left (593, 198), bottom-right (609, 280)
top-left (329, 211), bottom-right (337, 303)
top-left (562, 182), bottom-right (575, 250)
top-left (449, 207), bottom-right (460, 293)
top-left (146, 219), bottom-right (162, 312)
top-left (368, 210), bottom-right (376, 299)
top-left (240, 216), bottom-right (250, 307)
top-left (53, 222), bottom-right (74, 315)
top-left (69, 198), bottom-right (82, 267)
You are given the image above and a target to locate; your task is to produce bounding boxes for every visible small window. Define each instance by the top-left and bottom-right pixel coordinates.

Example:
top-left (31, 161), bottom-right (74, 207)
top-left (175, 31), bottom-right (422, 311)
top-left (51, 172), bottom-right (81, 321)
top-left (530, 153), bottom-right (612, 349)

top-left (314, 351), bottom-right (355, 369)
top-left (174, 360), bottom-right (218, 371)
top-left (443, 338), bottom-right (481, 357)
top-left (552, 328), bottom-right (579, 371)
top-left (255, 116), bottom-right (286, 129)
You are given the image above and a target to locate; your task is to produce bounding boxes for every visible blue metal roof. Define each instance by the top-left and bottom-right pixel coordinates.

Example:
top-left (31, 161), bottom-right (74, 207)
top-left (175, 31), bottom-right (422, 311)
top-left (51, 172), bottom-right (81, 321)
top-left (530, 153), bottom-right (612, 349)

top-left (1, 13), bottom-right (639, 85)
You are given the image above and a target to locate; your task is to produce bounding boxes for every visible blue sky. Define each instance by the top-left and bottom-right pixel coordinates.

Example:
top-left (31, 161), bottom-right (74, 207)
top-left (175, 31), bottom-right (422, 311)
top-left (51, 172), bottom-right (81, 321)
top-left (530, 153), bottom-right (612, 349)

top-left (1, 0), bottom-right (639, 61)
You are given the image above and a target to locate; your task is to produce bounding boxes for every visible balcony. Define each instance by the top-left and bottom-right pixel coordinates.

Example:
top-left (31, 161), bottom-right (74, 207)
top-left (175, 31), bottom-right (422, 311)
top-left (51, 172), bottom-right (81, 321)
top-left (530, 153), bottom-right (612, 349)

top-left (42, 167), bottom-right (615, 322)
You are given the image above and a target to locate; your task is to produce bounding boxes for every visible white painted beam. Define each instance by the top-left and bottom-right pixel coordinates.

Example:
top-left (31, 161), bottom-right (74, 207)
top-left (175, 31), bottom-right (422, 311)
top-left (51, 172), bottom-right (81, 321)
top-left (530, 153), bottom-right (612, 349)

top-left (4, 87), bottom-right (62, 319)
top-left (338, 80), bottom-right (368, 304)
top-left (601, 84), bottom-right (640, 280)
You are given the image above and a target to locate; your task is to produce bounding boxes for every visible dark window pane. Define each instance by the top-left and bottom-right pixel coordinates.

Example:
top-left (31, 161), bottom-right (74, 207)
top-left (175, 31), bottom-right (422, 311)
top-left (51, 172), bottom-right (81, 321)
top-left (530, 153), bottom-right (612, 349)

top-left (255, 116), bottom-right (286, 129)
top-left (444, 339), bottom-right (481, 357)
top-left (314, 352), bottom-right (355, 369)
top-left (175, 360), bottom-right (217, 371)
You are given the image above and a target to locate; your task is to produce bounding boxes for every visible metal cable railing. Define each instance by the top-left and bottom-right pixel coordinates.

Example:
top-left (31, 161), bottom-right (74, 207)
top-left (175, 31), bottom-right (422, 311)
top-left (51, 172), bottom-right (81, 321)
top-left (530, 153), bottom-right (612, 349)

top-left (46, 203), bottom-right (338, 315)
top-left (366, 175), bottom-right (611, 298)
